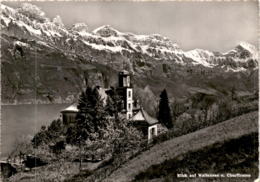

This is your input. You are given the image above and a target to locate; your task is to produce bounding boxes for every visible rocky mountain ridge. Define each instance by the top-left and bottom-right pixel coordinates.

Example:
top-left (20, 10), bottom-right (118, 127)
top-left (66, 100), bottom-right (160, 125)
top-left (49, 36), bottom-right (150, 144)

top-left (1, 4), bottom-right (258, 72)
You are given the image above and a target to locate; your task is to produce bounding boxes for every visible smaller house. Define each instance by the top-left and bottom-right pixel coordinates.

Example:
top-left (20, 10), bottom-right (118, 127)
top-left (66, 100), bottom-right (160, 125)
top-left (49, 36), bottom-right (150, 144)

top-left (131, 108), bottom-right (158, 141)
top-left (60, 104), bottom-right (78, 125)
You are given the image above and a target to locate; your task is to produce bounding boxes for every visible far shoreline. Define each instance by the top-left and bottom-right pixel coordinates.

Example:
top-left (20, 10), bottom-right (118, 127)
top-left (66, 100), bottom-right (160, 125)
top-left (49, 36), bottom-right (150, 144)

top-left (1, 102), bottom-right (72, 106)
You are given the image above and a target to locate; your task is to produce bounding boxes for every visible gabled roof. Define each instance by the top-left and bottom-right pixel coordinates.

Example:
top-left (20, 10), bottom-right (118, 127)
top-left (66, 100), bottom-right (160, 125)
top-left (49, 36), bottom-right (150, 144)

top-left (61, 104), bottom-right (78, 113)
top-left (131, 108), bottom-right (158, 125)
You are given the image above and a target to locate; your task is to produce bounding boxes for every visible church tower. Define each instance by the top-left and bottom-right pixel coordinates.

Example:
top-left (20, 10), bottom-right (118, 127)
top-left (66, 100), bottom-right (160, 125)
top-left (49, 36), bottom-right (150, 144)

top-left (118, 70), bottom-right (133, 119)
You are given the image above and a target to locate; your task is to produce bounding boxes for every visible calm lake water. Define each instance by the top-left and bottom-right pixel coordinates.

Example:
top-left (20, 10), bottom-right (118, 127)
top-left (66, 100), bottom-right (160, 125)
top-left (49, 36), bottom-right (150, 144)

top-left (1, 103), bottom-right (70, 159)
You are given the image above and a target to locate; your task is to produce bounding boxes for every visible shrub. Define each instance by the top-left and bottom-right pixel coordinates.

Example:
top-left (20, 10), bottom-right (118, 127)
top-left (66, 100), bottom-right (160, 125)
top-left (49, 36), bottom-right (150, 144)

top-left (32, 119), bottom-right (64, 147)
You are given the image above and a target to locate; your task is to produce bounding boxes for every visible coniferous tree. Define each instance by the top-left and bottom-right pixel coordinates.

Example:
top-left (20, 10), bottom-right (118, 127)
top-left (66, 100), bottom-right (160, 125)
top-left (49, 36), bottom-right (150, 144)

top-left (66, 86), bottom-right (107, 144)
top-left (158, 89), bottom-right (173, 129)
top-left (105, 87), bottom-right (122, 120)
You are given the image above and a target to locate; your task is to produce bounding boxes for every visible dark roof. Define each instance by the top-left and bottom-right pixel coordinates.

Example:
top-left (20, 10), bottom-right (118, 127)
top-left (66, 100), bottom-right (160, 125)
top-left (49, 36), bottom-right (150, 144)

top-left (131, 108), bottom-right (158, 125)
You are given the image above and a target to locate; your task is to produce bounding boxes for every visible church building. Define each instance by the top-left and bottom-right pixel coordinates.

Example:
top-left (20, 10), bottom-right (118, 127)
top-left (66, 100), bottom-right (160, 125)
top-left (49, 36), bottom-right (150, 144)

top-left (61, 70), bottom-right (159, 141)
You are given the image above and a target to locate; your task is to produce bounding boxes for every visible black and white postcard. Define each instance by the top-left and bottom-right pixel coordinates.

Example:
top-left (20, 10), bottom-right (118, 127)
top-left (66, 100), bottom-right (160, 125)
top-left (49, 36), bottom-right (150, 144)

top-left (0, 1), bottom-right (258, 181)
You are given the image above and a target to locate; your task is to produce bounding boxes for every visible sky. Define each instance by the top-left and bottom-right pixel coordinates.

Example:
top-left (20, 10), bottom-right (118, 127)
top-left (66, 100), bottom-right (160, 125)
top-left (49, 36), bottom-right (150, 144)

top-left (3, 1), bottom-right (258, 52)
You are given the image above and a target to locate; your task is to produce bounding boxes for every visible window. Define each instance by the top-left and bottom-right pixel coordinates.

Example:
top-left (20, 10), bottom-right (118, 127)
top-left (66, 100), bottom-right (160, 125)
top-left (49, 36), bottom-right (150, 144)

top-left (128, 103), bottom-right (131, 110)
top-left (151, 128), bottom-right (155, 136)
top-left (127, 113), bottom-right (132, 119)
top-left (63, 114), bottom-right (67, 124)
top-left (128, 90), bottom-right (132, 99)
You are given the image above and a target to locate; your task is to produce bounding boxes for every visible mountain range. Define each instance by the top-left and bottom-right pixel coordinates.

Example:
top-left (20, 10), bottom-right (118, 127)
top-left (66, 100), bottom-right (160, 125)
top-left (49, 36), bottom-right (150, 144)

top-left (1, 3), bottom-right (258, 113)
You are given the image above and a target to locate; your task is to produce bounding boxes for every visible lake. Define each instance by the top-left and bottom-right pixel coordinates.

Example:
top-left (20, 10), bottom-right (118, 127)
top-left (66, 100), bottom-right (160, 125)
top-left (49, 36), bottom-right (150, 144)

top-left (1, 103), bottom-right (70, 159)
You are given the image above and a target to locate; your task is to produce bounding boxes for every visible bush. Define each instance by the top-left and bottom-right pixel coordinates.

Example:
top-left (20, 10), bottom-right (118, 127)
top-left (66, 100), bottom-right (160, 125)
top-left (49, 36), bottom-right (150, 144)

top-left (31, 129), bottom-right (50, 147)
top-left (32, 119), bottom-right (64, 147)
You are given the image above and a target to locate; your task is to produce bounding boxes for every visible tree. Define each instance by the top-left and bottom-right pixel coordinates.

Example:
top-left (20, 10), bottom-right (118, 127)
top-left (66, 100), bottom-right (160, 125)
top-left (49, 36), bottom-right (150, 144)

top-left (66, 86), bottom-right (107, 144)
top-left (31, 119), bottom-right (63, 147)
top-left (191, 93), bottom-right (216, 122)
top-left (31, 127), bottom-right (50, 147)
top-left (171, 99), bottom-right (186, 121)
top-left (66, 86), bottom-right (143, 162)
top-left (217, 100), bottom-right (232, 121)
top-left (199, 95), bottom-right (216, 122)
top-left (65, 87), bottom-right (107, 168)
top-left (105, 87), bottom-right (122, 119)
top-left (158, 89), bottom-right (173, 129)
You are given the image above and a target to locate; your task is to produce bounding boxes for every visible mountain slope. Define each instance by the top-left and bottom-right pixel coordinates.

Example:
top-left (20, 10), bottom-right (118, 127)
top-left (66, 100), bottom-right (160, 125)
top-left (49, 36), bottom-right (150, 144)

top-left (1, 3), bottom-right (258, 106)
top-left (102, 111), bottom-right (258, 181)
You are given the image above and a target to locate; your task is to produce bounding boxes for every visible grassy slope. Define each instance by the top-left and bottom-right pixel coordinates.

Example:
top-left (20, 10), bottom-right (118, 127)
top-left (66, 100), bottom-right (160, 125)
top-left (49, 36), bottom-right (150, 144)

top-left (134, 132), bottom-right (258, 182)
top-left (104, 111), bottom-right (258, 182)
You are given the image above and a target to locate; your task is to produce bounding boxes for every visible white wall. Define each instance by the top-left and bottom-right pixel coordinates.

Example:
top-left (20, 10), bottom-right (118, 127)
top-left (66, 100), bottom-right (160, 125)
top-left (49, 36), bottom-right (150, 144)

top-left (148, 125), bottom-right (158, 141)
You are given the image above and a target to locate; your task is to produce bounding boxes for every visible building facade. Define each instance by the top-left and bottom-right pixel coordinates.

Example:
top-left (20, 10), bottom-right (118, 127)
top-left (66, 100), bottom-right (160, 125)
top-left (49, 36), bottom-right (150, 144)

top-left (116, 70), bottom-right (133, 119)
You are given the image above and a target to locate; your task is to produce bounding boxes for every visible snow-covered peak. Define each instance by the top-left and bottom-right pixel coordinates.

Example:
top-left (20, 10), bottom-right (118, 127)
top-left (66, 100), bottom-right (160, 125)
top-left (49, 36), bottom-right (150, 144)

top-left (237, 41), bottom-right (257, 53)
top-left (93, 25), bottom-right (122, 37)
top-left (186, 49), bottom-right (214, 58)
top-left (1, 3), bottom-right (258, 73)
top-left (150, 34), bottom-right (171, 42)
top-left (70, 23), bottom-right (89, 36)
top-left (1, 4), bottom-right (14, 12)
top-left (223, 42), bottom-right (258, 60)
top-left (184, 49), bottom-right (215, 67)
top-left (1, 4), bottom-right (16, 26)
top-left (1, 3), bottom-right (71, 40)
